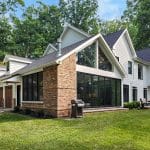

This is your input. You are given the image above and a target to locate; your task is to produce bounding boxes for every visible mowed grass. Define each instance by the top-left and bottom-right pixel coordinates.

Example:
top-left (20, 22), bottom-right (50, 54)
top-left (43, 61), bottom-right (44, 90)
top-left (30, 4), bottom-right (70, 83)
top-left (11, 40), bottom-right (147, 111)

top-left (0, 110), bottom-right (150, 150)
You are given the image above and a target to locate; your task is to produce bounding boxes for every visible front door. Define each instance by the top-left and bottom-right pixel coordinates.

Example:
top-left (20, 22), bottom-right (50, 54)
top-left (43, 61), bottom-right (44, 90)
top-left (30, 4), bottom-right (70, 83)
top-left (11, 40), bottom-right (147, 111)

top-left (123, 85), bottom-right (129, 102)
top-left (17, 85), bottom-right (21, 107)
top-left (5, 86), bottom-right (12, 108)
top-left (0, 87), bottom-right (3, 107)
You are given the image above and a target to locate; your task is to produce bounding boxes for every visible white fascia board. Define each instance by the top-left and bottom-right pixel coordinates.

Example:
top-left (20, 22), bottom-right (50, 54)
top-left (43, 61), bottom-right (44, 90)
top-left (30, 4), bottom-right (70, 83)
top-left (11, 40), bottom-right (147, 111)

top-left (113, 29), bottom-right (137, 58)
top-left (56, 34), bottom-right (101, 63)
top-left (99, 34), bottom-right (126, 77)
top-left (4, 57), bottom-right (32, 64)
top-left (134, 57), bottom-right (150, 66)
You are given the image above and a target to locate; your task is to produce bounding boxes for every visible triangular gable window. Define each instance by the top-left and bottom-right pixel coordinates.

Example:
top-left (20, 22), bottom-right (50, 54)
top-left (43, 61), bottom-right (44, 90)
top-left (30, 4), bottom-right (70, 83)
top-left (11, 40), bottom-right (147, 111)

top-left (99, 47), bottom-right (112, 71)
top-left (77, 42), bottom-right (96, 68)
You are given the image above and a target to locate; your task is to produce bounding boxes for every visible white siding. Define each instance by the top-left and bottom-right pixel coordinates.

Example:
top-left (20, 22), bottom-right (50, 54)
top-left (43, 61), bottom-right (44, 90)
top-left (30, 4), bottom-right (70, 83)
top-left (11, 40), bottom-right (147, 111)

top-left (61, 29), bottom-right (87, 48)
top-left (113, 33), bottom-right (150, 101)
top-left (9, 61), bottom-right (28, 74)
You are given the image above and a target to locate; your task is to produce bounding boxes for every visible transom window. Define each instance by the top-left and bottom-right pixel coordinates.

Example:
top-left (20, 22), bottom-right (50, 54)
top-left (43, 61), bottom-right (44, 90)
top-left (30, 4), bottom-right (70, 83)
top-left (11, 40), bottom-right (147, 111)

top-left (138, 64), bottom-right (143, 80)
top-left (23, 72), bottom-right (43, 101)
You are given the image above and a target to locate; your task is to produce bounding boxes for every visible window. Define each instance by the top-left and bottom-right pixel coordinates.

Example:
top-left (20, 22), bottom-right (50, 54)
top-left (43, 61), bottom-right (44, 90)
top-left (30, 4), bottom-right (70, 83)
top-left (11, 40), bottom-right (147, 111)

top-left (144, 88), bottom-right (147, 100)
top-left (23, 72), bottom-right (43, 101)
top-left (138, 64), bottom-right (143, 80)
top-left (6, 62), bottom-right (9, 72)
top-left (77, 72), bottom-right (121, 107)
top-left (123, 85), bottom-right (129, 102)
top-left (77, 43), bottom-right (96, 68)
top-left (99, 47), bottom-right (112, 71)
top-left (128, 61), bottom-right (132, 74)
top-left (132, 87), bottom-right (137, 101)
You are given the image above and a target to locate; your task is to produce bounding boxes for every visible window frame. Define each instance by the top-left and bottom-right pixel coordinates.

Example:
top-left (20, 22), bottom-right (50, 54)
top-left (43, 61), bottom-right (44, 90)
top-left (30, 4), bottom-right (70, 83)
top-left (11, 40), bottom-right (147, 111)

top-left (128, 61), bottom-right (132, 74)
top-left (23, 72), bottom-right (43, 101)
top-left (138, 64), bottom-right (143, 80)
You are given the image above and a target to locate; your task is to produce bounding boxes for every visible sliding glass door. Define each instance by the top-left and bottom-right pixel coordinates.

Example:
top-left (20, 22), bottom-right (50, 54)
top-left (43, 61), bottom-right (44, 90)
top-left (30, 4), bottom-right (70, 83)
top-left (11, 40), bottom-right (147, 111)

top-left (77, 72), bottom-right (121, 107)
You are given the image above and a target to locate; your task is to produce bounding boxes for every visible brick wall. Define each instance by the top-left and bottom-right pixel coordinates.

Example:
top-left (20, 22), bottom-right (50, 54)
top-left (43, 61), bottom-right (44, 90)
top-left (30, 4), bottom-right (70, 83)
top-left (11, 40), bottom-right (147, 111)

top-left (22, 54), bottom-right (76, 118)
top-left (57, 54), bottom-right (76, 117)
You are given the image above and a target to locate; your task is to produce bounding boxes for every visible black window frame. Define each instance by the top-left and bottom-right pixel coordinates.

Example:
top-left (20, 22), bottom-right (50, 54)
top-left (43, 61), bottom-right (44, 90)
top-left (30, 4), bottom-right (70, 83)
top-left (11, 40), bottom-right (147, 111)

top-left (128, 61), bottom-right (132, 74)
top-left (23, 72), bottom-right (43, 101)
top-left (132, 87), bottom-right (138, 101)
top-left (144, 88), bottom-right (147, 100)
top-left (138, 64), bottom-right (143, 80)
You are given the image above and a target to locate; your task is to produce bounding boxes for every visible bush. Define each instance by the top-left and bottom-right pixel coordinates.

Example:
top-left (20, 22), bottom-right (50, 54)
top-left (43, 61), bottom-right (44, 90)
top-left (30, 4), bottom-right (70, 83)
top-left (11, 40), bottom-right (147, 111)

top-left (24, 108), bottom-right (31, 115)
top-left (13, 106), bottom-right (20, 113)
top-left (124, 101), bottom-right (140, 109)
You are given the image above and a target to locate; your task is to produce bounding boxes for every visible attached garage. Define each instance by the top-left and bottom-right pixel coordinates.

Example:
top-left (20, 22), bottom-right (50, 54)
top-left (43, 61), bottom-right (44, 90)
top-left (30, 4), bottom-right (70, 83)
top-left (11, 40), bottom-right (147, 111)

top-left (5, 85), bottom-right (12, 108)
top-left (0, 87), bottom-right (3, 107)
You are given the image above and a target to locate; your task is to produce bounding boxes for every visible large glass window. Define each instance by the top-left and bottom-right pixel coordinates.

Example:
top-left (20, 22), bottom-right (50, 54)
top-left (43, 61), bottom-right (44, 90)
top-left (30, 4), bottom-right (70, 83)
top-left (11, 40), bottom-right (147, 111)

top-left (77, 72), bottom-right (121, 107)
top-left (132, 87), bottom-right (137, 101)
top-left (99, 47), bottom-right (112, 71)
top-left (23, 72), bottom-right (43, 101)
top-left (123, 85), bottom-right (129, 102)
top-left (144, 88), bottom-right (147, 100)
top-left (128, 61), bottom-right (132, 74)
top-left (138, 64), bottom-right (143, 80)
top-left (77, 43), bottom-right (96, 68)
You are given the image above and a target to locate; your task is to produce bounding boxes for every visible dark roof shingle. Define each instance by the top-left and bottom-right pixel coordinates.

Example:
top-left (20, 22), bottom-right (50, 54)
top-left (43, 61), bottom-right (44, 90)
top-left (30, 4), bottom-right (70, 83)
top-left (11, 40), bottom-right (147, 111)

top-left (13, 37), bottom-right (92, 75)
top-left (136, 48), bottom-right (150, 62)
top-left (103, 29), bottom-right (125, 48)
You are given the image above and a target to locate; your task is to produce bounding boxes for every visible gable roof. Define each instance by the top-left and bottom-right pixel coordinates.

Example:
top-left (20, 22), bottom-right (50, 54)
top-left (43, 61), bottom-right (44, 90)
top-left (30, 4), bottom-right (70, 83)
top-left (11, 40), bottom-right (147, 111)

top-left (103, 29), bottom-right (125, 49)
top-left (136, 48), bottom-right (150, 62)
top-left (60, 24), bottom-right (90, 40)
top-left (12, 37), bottom-right (92, 75)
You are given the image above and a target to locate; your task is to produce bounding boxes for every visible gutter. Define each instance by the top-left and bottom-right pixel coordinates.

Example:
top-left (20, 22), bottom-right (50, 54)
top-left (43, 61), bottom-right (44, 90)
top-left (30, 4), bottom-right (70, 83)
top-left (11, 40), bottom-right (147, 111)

top-left (134, 57), bottom-right (150, 66)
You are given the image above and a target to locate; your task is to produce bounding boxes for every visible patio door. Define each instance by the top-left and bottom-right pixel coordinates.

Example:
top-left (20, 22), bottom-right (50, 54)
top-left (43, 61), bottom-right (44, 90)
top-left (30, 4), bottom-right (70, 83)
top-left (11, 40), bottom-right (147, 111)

top-left (5, 86), bottom-right (12, 108)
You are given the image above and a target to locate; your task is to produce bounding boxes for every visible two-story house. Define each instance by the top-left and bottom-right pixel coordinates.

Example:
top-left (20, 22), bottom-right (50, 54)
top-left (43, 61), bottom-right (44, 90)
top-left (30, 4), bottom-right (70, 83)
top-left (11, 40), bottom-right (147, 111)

top-left (0, 24), bottom-right (149, 117)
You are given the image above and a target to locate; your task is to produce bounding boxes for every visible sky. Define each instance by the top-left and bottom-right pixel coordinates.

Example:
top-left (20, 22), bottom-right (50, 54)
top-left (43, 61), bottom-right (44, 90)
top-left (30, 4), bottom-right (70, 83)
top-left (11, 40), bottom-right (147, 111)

top-left (22, 0), bottom-right (127, 21)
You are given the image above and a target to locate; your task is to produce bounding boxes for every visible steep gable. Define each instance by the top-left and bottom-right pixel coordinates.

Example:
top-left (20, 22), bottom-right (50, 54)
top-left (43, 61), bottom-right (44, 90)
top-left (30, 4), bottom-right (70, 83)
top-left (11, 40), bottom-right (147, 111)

top-left (60, 25), bottom-right (90, 48)
top-left (103, 29), bottom-right (125, 49)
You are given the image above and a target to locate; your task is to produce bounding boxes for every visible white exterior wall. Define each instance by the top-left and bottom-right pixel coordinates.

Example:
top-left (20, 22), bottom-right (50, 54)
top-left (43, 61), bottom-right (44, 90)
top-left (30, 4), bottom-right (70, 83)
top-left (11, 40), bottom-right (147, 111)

top-left (113, 33), bottom-right (150, 101)
top-left (61, 29), bottom-right (87, 48)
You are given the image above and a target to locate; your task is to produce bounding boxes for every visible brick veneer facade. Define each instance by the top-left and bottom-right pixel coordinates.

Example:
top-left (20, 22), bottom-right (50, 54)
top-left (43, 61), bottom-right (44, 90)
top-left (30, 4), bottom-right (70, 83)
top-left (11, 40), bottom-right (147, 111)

top-left (22, 54), bottom-right (76, 117)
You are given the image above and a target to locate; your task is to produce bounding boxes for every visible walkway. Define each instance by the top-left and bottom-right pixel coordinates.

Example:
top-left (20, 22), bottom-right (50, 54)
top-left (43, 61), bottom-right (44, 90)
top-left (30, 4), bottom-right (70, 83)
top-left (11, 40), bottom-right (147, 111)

top-left (83, 107), bottom-right (128, 113)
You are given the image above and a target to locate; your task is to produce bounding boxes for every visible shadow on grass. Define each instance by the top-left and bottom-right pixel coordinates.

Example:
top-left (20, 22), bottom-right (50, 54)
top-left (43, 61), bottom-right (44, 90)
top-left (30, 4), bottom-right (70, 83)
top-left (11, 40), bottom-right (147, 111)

top-left (0, 112), bottom-right (35, 123)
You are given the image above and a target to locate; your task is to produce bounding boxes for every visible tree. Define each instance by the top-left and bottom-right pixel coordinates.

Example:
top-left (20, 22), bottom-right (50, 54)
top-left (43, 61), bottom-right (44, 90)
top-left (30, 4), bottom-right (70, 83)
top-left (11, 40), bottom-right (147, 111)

top-left (0, 17), bottom-right (13, 60)
top-left (100, 20), bottom-right (126, 35)
top-left (122, 0), bottom-right (150, 49)
top-left (136, 0), bottom-right (150, 49)
top-left (0, 0), bottom-right (24, 16)
top-left (59, 0), bottom-right (100, 34)
top-left (12, 2), bottom-right (62, 58)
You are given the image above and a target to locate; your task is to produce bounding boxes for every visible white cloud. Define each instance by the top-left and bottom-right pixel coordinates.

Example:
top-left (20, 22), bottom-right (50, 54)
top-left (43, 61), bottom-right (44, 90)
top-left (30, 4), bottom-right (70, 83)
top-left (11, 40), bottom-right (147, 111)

top-left (97, 0), bottom-right (126, 21)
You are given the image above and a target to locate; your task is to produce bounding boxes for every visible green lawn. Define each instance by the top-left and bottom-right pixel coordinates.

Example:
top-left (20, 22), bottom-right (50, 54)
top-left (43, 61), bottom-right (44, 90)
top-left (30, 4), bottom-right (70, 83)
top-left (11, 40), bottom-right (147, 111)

top-left (0, 110), bottom-right (150, 150)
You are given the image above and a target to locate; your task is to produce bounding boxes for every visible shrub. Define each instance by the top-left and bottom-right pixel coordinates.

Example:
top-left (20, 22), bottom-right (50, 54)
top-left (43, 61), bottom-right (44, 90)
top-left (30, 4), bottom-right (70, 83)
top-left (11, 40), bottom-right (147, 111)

top-left (24, 108), bottom-right (31, 115)
top-left (124, 101), bottom-right (140, 109)
top-left (13, 106), bottom-right (20, 113)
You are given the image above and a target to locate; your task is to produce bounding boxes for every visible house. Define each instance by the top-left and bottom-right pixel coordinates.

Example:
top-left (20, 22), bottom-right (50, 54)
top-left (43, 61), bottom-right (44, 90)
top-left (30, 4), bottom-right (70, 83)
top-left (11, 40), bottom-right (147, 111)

top-left (0, 24), bottom-right (149, 117)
